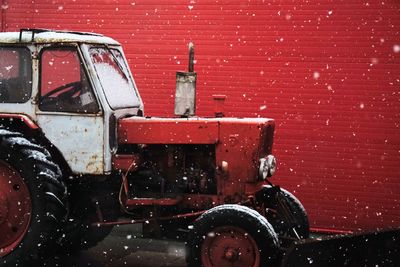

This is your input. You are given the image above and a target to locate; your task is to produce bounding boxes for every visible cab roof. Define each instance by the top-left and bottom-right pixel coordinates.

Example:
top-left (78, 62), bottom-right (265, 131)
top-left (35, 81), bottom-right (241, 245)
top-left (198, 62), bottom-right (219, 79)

top-left (0, 29), bottom-right (120, 45)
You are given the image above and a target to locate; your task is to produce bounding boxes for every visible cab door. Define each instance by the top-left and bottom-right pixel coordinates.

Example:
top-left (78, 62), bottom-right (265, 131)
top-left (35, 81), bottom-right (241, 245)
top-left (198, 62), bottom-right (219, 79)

top-left (35, 45), bottom-right (105, 174)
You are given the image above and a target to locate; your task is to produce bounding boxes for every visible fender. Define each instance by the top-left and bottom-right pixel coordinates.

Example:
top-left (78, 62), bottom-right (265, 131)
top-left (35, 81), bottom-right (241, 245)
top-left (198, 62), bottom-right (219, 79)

top-left (254, 184), bottom-right (281, 204)
top-left (0, 113), bottom-right (39, 130)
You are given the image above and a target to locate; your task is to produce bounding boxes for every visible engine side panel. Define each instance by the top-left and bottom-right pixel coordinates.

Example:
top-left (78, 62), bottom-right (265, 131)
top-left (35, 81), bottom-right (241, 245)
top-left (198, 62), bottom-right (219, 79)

top-left (118, 117), bottom-right (219, 144)
top-left (117, 117), bottom-right (275, 202)
top-left (216, 119), bottom-right (275, 200)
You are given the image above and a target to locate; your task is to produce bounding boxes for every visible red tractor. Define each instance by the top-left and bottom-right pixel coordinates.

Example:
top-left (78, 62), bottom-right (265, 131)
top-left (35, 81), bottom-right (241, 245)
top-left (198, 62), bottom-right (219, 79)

top-left (0, 29), bottom-right (309, 267)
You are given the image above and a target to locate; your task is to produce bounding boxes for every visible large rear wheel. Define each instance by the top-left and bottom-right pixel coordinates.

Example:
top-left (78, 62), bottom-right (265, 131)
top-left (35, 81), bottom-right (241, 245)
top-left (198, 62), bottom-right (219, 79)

top-left (0, 128), bottom-right (67, 266)
top-left (186, 204), bottom-right (280, 267)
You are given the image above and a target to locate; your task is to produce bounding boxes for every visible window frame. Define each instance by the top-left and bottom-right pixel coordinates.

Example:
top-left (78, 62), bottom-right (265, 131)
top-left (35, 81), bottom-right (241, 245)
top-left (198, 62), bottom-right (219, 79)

top-left (88, 45), bottom-right (141, 111)
top-left (38, 44), bottom-right (102, 114)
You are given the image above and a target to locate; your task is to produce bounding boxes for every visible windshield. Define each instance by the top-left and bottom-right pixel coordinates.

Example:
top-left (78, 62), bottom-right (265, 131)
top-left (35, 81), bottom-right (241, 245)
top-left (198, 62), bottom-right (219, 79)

top-left (89, 47), bottom-right (140, 109)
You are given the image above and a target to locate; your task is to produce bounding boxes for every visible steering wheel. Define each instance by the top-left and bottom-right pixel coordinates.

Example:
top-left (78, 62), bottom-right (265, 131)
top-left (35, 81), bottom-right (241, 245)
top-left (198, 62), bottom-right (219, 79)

top-left (40, 81), bottom-right (82, 107)
top-left (42, 81), bottom-right (82, 100)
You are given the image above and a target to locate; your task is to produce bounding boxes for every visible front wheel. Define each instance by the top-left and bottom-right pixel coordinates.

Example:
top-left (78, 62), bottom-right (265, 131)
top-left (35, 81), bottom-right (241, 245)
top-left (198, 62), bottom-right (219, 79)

top-left (258, 186), bottom-right (310, 240)
top-left (186, 204), bottom-right (280, 267)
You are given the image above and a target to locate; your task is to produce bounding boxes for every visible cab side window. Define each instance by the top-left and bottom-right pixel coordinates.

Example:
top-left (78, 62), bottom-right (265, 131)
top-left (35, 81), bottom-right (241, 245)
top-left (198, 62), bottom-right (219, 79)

top-left (0, 47), bottom-right (32, 103)
top-left (39, 47), bottom-right (99, 113)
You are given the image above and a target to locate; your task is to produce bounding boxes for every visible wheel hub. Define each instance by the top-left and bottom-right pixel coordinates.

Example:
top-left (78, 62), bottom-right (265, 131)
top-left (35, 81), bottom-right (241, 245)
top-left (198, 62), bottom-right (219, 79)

top-left (201, 226), bottom-right (260, 267)
top-left (0, 160), bottom-right (31, 257)
top-left (224, 247), bottom-right (239, 262)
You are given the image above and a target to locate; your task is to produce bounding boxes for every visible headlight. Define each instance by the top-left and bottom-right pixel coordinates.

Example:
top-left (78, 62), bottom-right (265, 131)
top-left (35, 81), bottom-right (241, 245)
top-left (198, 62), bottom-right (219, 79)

top-left (259, 155), bottom-right (277, 180)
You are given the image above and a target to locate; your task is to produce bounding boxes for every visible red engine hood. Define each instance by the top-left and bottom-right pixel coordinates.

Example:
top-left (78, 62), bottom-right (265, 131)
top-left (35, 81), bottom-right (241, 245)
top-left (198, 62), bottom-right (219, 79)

top-left (118, 117), bottom-right (275, 146)
top-left (117, 116), bottom-right (276, 191)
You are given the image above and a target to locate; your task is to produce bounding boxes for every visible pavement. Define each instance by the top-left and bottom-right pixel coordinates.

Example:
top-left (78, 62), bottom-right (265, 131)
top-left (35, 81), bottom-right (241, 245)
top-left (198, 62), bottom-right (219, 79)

top-left (46, 225), bottom-right (187, 267)
top-left (44, 225), bottom-right (400, 267)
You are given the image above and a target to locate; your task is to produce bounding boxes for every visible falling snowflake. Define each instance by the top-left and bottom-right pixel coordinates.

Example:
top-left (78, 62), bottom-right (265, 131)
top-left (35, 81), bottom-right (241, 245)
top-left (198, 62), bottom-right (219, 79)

top-left (393, 45), bottom-right (400, 53)
top-left (370, 57), bottom-right (379, 65)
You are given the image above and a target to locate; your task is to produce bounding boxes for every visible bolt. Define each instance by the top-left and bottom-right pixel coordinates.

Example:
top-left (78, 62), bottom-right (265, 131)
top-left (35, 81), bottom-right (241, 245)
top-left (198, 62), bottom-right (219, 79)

top-left (0, 193), bottom-right (8, 224)
top-left (224, 248), bottom-right (239, 262)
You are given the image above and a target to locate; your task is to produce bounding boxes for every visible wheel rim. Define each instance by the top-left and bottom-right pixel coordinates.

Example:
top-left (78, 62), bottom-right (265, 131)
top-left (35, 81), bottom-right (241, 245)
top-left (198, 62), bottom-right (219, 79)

top-left (201, 226), bottom-right (261, 267)
top-left (0, 160), bottom-right (31, 257)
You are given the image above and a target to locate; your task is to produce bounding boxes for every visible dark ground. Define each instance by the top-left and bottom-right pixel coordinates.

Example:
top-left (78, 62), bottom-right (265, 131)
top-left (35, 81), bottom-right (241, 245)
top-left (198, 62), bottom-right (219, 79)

top-left (46, 225), bottom-right (187, 267)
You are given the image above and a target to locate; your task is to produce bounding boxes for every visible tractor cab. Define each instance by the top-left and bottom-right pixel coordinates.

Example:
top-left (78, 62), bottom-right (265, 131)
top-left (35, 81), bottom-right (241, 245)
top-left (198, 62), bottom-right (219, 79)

top-left (0, 29), bottom-right (143, 175)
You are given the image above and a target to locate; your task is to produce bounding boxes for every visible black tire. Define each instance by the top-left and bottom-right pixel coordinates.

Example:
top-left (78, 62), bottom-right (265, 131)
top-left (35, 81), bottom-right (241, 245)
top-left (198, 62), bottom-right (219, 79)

top-left (261, 186), bottom-right (310, 240)
top-left (58, 181), bottom-right (118, 252)
top-left (59, 206), bottom-right (114, 252)
top-left (186, 204), bottom-right (280, 267)
top-left (0, 128), bottom-right (67, 266)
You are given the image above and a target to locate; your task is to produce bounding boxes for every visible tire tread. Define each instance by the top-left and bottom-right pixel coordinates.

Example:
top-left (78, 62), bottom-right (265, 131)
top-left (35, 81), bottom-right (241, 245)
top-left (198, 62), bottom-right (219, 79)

top-left (0, 127), bottom-right (67, 266)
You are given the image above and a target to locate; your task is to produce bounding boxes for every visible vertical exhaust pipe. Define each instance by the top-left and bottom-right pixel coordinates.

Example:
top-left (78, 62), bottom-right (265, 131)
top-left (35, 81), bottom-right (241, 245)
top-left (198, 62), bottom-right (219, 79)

top-left (174, 42), bottom-right (197, 117)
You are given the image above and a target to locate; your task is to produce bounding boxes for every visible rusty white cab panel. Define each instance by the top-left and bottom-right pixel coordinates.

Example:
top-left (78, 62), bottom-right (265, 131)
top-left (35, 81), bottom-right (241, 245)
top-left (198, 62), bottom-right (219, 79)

top-left (0, 31), bottom-right (143, 175)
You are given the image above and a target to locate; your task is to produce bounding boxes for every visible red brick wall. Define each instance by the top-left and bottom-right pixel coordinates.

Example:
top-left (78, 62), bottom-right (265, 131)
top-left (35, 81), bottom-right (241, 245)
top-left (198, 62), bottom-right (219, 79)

top-left (2, 0), bottom-right (400, 232)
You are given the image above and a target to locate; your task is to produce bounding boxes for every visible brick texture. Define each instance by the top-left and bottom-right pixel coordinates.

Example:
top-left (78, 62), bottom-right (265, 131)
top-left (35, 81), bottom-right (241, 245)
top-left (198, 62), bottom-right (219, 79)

top-left (1, 0), bottom-right (399, 231)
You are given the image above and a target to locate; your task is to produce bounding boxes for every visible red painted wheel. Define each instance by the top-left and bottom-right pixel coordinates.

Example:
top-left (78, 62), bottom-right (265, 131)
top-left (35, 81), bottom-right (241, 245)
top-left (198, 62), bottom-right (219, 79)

top-left (0, 160), bottom-right (31, 257)
top-left (201, 226), bottom-right (260, 267)
top-left (186, 205), bottom-right (279, 267)
top-left (0, 129), bottom-right (67, 266)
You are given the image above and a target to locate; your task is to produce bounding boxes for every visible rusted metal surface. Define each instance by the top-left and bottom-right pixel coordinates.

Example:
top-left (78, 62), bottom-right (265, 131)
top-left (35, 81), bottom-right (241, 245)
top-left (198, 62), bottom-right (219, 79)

top-left (36, 113), bottom-right (105, 174)
top-left (174, 72), bottom-right (197, 116)
top-left (174, 42), bottom-right (196, 116)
